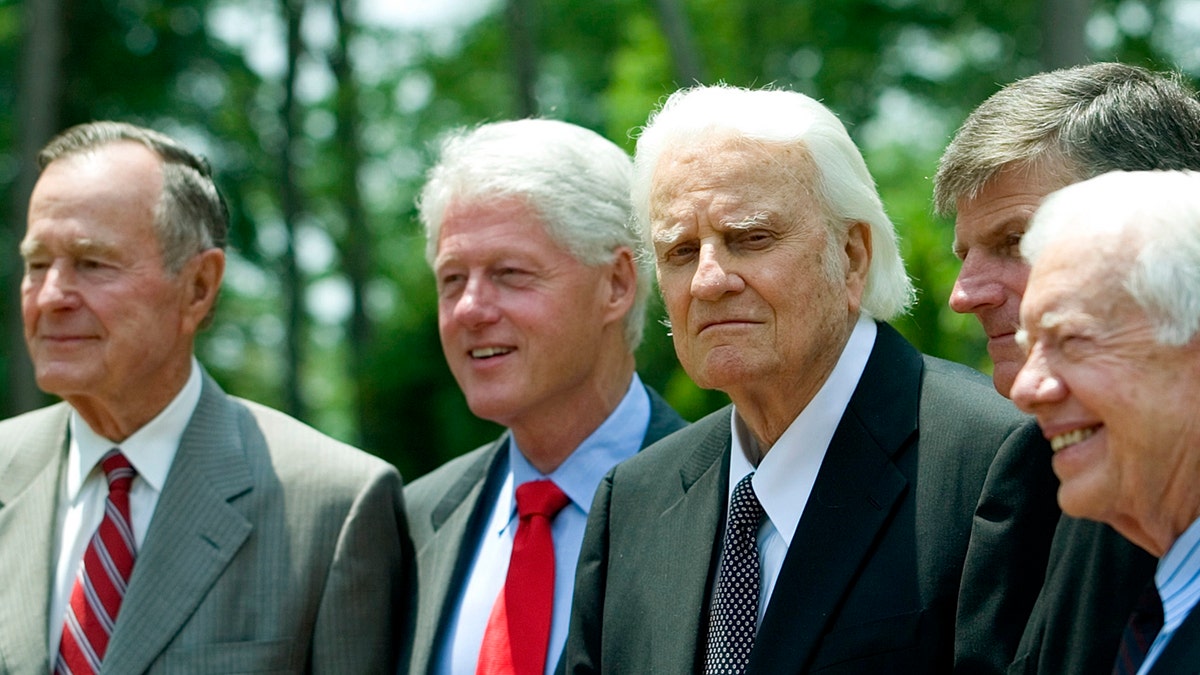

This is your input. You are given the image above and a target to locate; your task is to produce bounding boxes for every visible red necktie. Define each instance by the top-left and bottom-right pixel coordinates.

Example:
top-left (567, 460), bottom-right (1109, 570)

top-left (56, 450), bottom-right (137, 675)
top-left (477, 480), bottom-right (571, 675)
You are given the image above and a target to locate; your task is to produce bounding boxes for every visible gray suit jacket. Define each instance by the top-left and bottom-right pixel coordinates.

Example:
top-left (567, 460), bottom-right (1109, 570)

top-left (404, 386), bottom-right (686, 675)
top-left (563, 323), bottom-right (1048, 674)
top-left (0, 370), bottom-right (413, 674)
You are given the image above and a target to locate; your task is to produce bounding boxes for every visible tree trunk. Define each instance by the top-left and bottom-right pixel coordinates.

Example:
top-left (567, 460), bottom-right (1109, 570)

top-left (506, 0), bottom-right (538, 117)
top-left (1041, 0), bottom-right (1092, 69)
top-left (653, 0), bottom-right (707, 85)
top-left (279, 0), bottom-right (308, 421)
top-left (3, 0), bottom-right (64, 416)
top-left (330, 0), bottom-right (371, 446)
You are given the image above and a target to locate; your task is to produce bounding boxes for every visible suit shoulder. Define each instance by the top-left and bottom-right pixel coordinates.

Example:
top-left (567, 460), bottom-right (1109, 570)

top-left (405, 441), bottom-right (498, 510)
top-left (920, 354), bottom-right (1028, 426)
top-left (0, 402), bottom-right (71, 443)
top-left (231, 396), bottom-right (400, 485)
top-left (612, 405), bottom-right (729, 479)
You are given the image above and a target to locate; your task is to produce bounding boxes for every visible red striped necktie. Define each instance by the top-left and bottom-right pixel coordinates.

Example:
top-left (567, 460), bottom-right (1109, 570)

top-left (476, 480), bottom-right (571, 675)
top-left (56, 449), bottom-right (137, 675)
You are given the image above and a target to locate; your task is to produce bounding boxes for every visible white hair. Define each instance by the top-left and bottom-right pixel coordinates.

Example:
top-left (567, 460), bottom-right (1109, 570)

top-left (632, 83), bottom-right (914, 320)
top-left (1023, 170), bottom-right (1200, 345)
top-left (417, 119), bottom-right (648, 347)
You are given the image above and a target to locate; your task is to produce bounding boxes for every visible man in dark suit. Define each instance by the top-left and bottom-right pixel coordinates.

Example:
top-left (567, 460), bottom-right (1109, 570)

top-left (0, 122), bottom-right (411, 673)
top-left (934, 63), bottom-right (1200, 674)
top-left (404, 119), bottom-right (686, 675)
top-left (561, 84), bottom-right (1049, 674)
top-left (1011, 170), bottom-right (1200, 674)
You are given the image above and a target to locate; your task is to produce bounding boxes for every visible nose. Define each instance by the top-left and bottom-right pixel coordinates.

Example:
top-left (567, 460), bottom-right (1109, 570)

top-left (949, 253), bottom-right (1004, 315)
top-left (1010, 348), bottom-right (1066, 414)
top-left (451, 274), bottom-right (501, 327)
top-left (691, 244), bottom-right (744, 301)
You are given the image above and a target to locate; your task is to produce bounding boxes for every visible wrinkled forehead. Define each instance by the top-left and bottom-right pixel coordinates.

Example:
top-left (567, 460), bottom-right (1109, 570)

top-left (648, 135), bottom-right (819, 224)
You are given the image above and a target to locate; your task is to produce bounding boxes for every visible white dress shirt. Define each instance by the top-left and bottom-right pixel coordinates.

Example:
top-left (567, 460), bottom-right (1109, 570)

top-left (437, 374), bottom-right (651, 675)
top-left (724, 316), bottom-right (875, 624)
top-left (1138, 514), bottom-right (1200, 673)
top-left (48, 358), bottom-right (201, 656)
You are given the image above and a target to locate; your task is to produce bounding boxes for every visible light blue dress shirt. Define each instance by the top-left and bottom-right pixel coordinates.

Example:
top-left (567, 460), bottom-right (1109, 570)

top-left (1138, 514), bottom-right (1200, 673)
top-left (436, 374), bottom-right (651, 675)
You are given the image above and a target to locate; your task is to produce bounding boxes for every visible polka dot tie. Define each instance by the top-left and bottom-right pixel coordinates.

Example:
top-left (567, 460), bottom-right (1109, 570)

top-left (703, 472), bottom-right (764, 674)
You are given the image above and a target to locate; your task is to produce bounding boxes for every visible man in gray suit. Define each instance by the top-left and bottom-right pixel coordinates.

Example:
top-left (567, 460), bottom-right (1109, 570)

top-left (562, 84), bottom-right (1048, 674)
top-left (404, 119), bottom-right (686, 675)
top-left (0, 121), bottom-right (411, 674)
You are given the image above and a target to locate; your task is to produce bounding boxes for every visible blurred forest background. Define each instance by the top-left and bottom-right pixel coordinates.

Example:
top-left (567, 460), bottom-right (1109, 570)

top-left (2, 0), bottom-right (1197, 480)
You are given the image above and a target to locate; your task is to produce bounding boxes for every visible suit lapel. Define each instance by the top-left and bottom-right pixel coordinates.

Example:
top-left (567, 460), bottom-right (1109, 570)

top-left (1152, 605), bottom-right (1200, 672)
top-left (748, 323), bottom-right (919, 674)
top-left (104, 372), bottom-right (255, 674)
top-left (0, 404), bottom-right (70, 674)
top-left (413, 437), bottom-right (508, 674)
top-left (649, 413), bottom-right (730, 674)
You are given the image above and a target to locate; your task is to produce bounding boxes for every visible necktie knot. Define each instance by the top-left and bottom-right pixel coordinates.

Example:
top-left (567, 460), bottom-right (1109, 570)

top-left (516, 480), bottom-right (570, 520)
top-left (100, 449), bottom-right (136, 494)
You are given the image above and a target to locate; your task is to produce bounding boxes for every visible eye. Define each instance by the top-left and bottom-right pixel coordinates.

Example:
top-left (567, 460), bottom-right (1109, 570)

top-left (436, 272), bottom-right (465, 295)
top-left (494, 267), bottom-right (534, 286)
top-left (732, 229), bottom-right (774, 250)
top-left (1001, 231), bottom-right (1023, 257)
top-left (660, 242), bottom-right (698, 265)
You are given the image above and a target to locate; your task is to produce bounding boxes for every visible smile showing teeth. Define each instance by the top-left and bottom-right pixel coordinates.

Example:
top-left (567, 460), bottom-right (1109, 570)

top-left (471, 346), bottom-right (512, 359)
top-left (1050, 426), bottom-right (1098, 452)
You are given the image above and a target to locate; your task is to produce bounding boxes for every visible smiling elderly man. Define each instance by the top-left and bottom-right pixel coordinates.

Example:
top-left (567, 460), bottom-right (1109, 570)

top-left (562, 84), bottom-right (1054, 674)
top-left (1012, 170), bottom-right (1200, 673)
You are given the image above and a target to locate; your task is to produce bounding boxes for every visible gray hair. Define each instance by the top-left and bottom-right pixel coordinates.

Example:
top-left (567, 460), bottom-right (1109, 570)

top-left (418, 118), bottom-right (648, 348)
top-left (935, 62), bottom-right (1200, 216)
top-left (1023, 170), bottom-right (1200, 346)
top-left (38, 121), bottom-right (229, 273)
top-left (632, 83), bottom-right (914, 320)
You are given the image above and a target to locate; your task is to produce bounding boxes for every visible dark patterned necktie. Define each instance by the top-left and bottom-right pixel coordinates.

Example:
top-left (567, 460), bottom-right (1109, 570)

top-left (704, 472), bottom-right (765, 675)
top-left (56, 449), bottom-right (137, 675)
top-left (1112, 581), bottom-right (1164, 675)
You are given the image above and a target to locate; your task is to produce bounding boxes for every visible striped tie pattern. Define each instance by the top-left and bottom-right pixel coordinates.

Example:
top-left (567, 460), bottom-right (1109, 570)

top-left (56, 450), bottom-right (137, 675)
top-left (1112, 582), bottom-right (1163, 675)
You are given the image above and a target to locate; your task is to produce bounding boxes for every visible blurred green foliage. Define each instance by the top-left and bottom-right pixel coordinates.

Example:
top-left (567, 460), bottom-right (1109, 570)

top-left (1, 0), bottom-right (1194, 482)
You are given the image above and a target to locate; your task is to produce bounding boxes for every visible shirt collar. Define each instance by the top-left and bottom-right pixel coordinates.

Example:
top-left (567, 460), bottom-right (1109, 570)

top-left (67, 357), bottom-right (203, 498)
top-left (1156, 514), bottom-right (1200, 632)
top-left (729, 315), bottom-right (876, 546)
top-left (505, 373), bottom-right (649, 516)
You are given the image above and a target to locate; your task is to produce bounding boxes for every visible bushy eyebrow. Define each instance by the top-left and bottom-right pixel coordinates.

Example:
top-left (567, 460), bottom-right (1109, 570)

top-left (652, 224), bottom-right (688, 248)
top-left (727, 212), bottom-right (771, 231)
top-left (653, 211), bottom-right (772, 248)
top-left (19, 237), bottom-right (117, 261)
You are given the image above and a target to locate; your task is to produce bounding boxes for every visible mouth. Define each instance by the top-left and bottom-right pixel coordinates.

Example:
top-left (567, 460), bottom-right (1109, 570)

top-left (1049, 425), bottom-right (1101, 452)
top-left (470, 346), bottom-right (514, 359)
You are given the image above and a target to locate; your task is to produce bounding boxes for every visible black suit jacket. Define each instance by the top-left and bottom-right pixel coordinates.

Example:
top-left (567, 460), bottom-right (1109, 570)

top-left (404, 385), bottom-right (687, 675)
top-left (563, 323), bottom-right (1051, 674)
top-left (1151, 604), bottom-right (1200, 674)
top-left (1006, 516), bottom-right (1157, 675)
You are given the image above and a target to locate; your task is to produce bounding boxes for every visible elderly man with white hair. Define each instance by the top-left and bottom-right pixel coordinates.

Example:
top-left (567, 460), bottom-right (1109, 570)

top-left (1013, 170), bottom-right (1200, 674)
top-left (562, 84), bottom-right (1053, 675)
